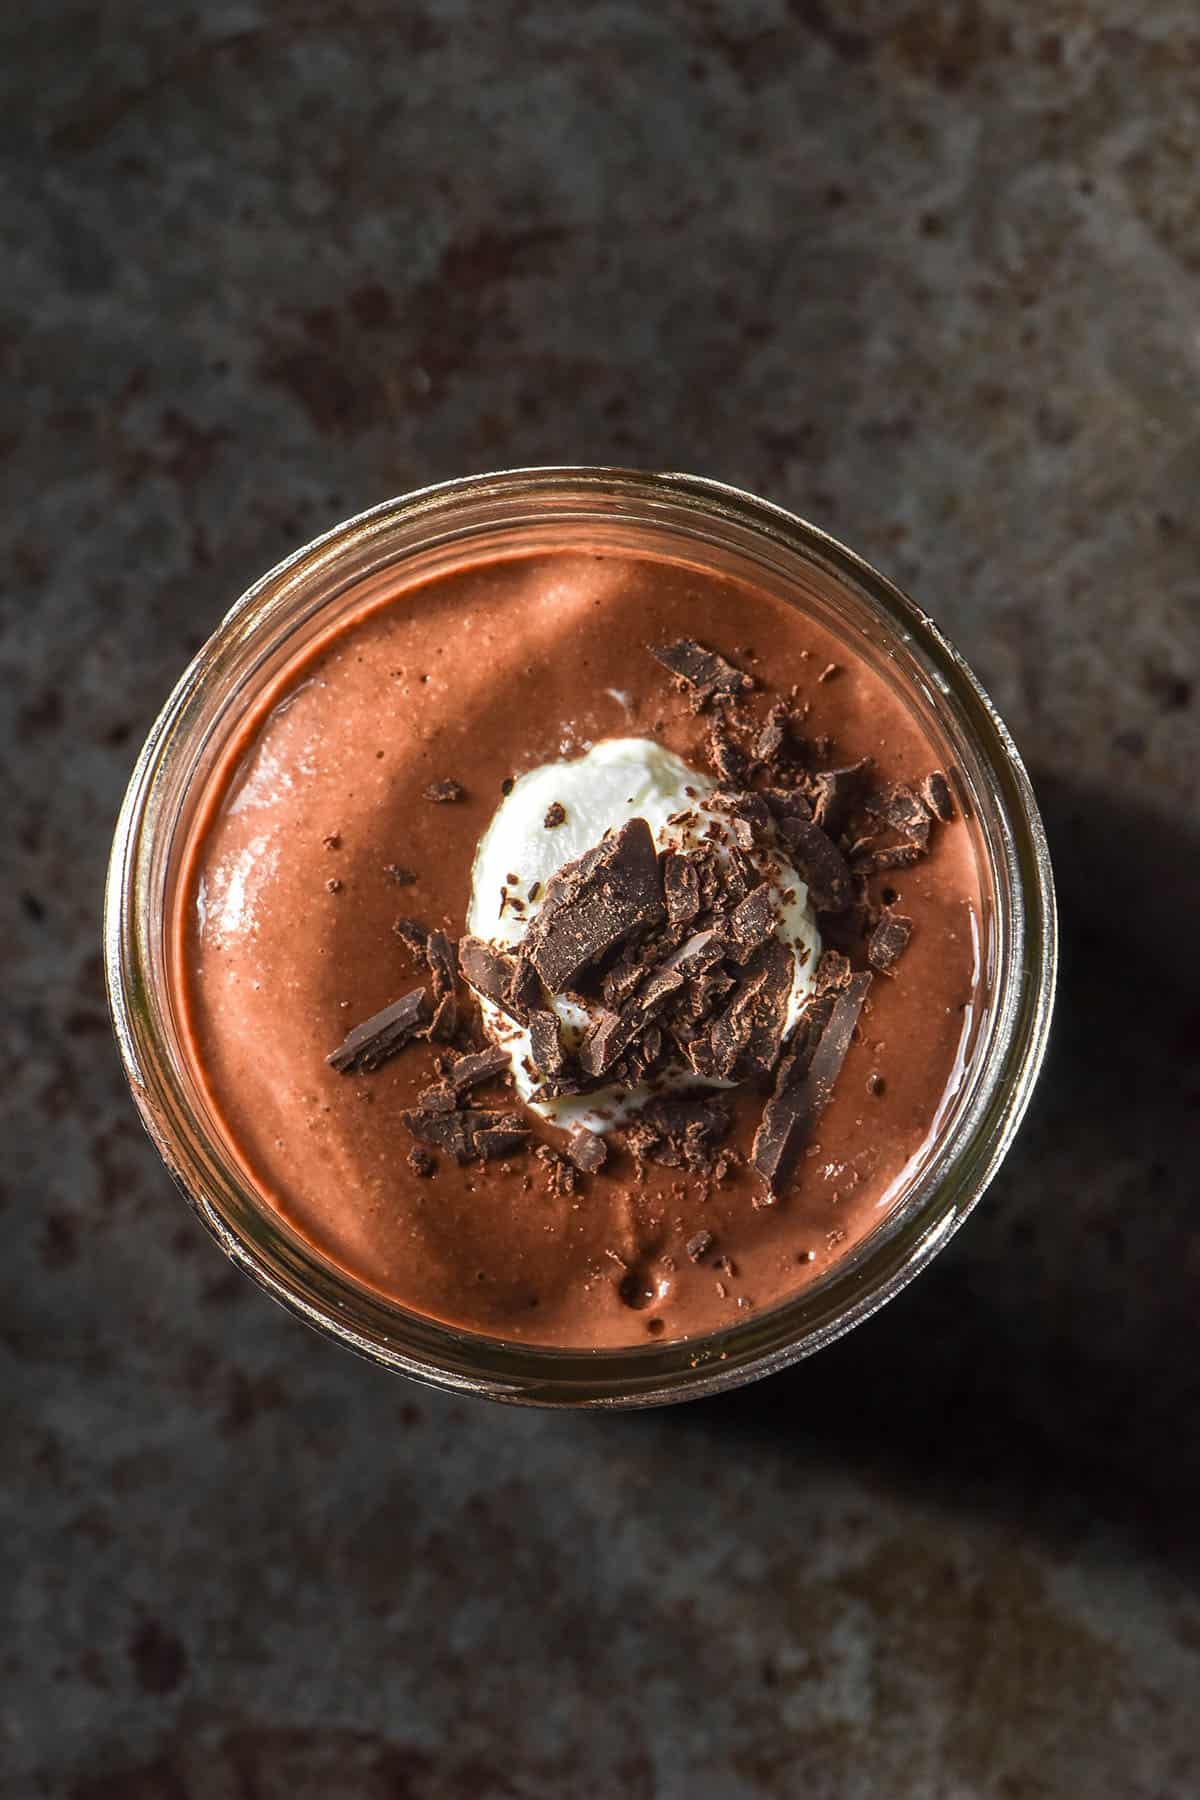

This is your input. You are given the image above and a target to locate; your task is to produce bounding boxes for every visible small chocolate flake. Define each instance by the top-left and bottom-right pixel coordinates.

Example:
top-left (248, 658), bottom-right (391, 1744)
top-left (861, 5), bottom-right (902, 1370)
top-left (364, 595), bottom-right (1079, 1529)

top-left (752, 973), bottom-right (872, 1195)
top-left (427, 990), bottom-right (459, 1042)
top-left (328, 988), bottom-right (430, 1074)
top-left (686, 1229), bottom-right (715, 1263)
top-left (567, 1126), bottom-right (607, 1174)
top-left (425, 929), bottom-right (457, 997)
top-left (501, 776), bottom-right (515, 795)
top-left (543, 801), bottom-right (567, 829)
top-left (458, 936), bottom-right (521, 1016)
top-left (773, 813), bottom-right (853, 913)
top-left (817, 662), bottom-right (840, 683)
top-left (417, 1082), bottom-right (458, 1113)
top-left (922, 769), bottom-right (955, 822)
top-left (650, 638), bottom-right (756, 706)
top-left (808, 758), bottom-right (872, 837)
top-left (528, 1009), bottom-right (566, 1076)
top-left (868, 911), bottom-right (913, 974)
top-left (424, 778), bottom-right (464, 804)
top-left (322, 832), bottom-right (341, 850)
top-left (408, 1146), bottom-right (437, 1178)
top-left (881, 784), bottom-right (931, 847)
top-left (868, 1072), bottom-right (886, 1097)
top-left (325, 877), bottom-right (342, 894)
top-left (528, 881), bottom-right (542, 903)
top-left (393, 916), bottom-right (429, 954)
top-left (384, 864), bottom-right (417, 886)
top-left (447, 1045), bottom-right (512, 1095)
top-left (814, 949), bottom-right (853, 995)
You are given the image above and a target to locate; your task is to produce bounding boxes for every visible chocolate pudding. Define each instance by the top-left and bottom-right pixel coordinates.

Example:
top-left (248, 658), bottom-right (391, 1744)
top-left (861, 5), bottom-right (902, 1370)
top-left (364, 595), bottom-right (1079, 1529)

top-left (176, 547), bottom-right (984, 1348)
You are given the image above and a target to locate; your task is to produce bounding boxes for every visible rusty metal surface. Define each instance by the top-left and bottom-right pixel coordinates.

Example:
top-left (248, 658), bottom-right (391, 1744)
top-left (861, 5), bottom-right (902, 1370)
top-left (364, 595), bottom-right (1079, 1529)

top-left (4, 3), bottom-right (1198, 1793)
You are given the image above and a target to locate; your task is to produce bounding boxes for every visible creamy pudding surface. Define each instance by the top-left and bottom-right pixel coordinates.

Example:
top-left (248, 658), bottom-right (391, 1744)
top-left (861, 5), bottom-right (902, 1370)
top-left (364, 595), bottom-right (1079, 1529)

top-left (177, 547), bottom-right (984, 1347)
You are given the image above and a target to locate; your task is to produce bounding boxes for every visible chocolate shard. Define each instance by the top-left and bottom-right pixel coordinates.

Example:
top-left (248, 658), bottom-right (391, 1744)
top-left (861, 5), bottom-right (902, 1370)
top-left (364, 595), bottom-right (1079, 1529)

top-left (763, 786), bottom-right (813, 827)
top-left (385, 863), bottom-right (417, 886)
top-left (708, 938), bottom-right (793, 1081)
top-left (662, 851), bottom-right (701, 926)
top-left (774, 813), bottom-right (853, 912)
top-left (809, 758), bottom-right (873, 837)
top-left (685, 1229), bottom-right (715, 1263)
top-left (709, 723), bottom-right (749, 784)
top-left (868, 910), bottom-right (913, 975)
top-left (578, 1004), bottom-right (642, 1079)
top-left (528, 1008), bottom-right (566, 1076)
top-left (448, 1044), bottom-right (512, 1095)
top-left (328, 988), bottom-right (430, 1074)
top-left (424, 778), bottom-right (464, 804)
top-left (880, 783), bottom-right (931, 847)
top-left (752, 973), bottom-right (872, 1195)
top-left (922, 769), bottom-right (955, 822)
top-left (525, 816), bottom-right (664, 993)
top-left (853, 840), bottom-right (924, 874)
top-left (408, 1145), bottom-right (437, 1178)
top-left (427, 990), bottom-right (459, 1043)
top-left (813, 949), bottom-right (853, 995)
top-left (473, 1113), bottom-right (530, 1159)
top-left (729, 882), bottom-right (777, 961)
top-left (393, 915), bottom-right (429, 954)
top-left (543, 801), bottom-right (567, 829)
top-left (402, 1105), bottom-right (526, 1163)
top-left (425, 929), bottom-right (457, 997)
top-left (629, 1094), bottom-right (733, 1172)
top-left (567, 1126), bottom-right (607, 1174)
top-left (458, 936), bottom-right (523, 1018)
top-left (416, 1081), bottom-right (458, 1113)
top-left (755, 704), bottom-right (788, 764)
top-left (650, 638), bottom-right (755, 705)
top-left (507, 949), bottom-right (543, 1018)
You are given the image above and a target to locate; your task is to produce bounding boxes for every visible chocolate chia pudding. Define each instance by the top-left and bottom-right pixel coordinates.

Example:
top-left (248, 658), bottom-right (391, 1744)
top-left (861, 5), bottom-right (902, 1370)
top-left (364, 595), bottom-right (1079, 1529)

top-left (175, 543), bottom-right (986, 1348)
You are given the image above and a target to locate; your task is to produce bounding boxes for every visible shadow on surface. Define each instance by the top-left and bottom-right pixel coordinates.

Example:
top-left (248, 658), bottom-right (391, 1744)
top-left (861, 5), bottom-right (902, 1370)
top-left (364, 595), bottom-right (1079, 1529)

top-left (687, 774), bottom-right (1200, 1560)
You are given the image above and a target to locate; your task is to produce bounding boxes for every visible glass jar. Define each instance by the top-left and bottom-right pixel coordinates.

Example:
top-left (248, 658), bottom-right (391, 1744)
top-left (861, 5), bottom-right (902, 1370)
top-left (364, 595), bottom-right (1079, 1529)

top-left (105, 468), bottom-right (1056, 1407)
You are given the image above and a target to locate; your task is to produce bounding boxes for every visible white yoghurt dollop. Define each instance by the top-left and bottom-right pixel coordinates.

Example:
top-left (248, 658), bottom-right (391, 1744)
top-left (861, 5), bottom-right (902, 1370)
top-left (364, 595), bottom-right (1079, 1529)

top-left (466, 738), bottom-right (823, 1134)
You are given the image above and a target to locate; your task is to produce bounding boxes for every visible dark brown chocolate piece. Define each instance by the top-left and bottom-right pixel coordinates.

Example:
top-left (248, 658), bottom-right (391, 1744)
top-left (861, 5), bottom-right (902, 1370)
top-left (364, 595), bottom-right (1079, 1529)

top-left (881, 784), bottom-right (931, 848)
top-left (752, 973), bottom-right (871, 1195)
top-left (853, 841), bottom-right (924, 874)
top-left (458, 936), bottom-right (521, 1016)
top-left (402, 1105), bottom-right (526, 1163)
top-left (424, 778), bottom-right (464, 804)
top-left (447, 1045), bottom-right (512, 1094)
top-left (525, 817), bottom-right (664, 993)
top-left (867, 911), bottom-right (913, 975)
top-left (686, 1229), bottom-right (715, 1263)
top-left (729, 883), bottom-right (776, 960)
top-left (567, 1126), bottom-right (607, 1174)
top-left (543, 801), bottom-right (566, 829)
top-left (650, 638), bottom-right (755, 705)
top-left (425, 929), bottom-right (457, 997)
top-left (754, 705), bottom-right (788, 764)
top-left (427, 991), bottom-right (458, 1042)
top-left (662, 852), bottom-right (701, 927)
top-left (809, 758), bottom-right (872, 837)
top-left (407, 1146), bottom-right (436, 1178)
top-left (813, 949), bottom-right (853, 995)
top-left (708, 939), bottom-right (793, 1081)
top-left (507, 950), bottom-right (543, 1018)
top-left (627, 1094), bottom-right (732, 1173)
top-left (578, 1004), bottom-right (641, 1078)
top-left (774, 813), bottom-right (853, 913)
top-left (922, 769), bottom-right (955, 822)
top-left (393, 915), bottom-right (428, 954)
top-left (327, 987), bottom-right (430, 1074)
top-left (528, 1009), bottom-right (566, 1076)
top-left (709, 723), bottom-right (749, 783)
top-left (416, 1081), bottom-right (458, 1113)
top-left (384, 863), bottom-right (417, 886)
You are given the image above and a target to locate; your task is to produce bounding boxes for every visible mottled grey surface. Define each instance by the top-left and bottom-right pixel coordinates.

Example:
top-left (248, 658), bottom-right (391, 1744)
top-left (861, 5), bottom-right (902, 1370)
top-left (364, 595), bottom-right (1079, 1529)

top-left (4, 2), bottom-right (1199, 1795)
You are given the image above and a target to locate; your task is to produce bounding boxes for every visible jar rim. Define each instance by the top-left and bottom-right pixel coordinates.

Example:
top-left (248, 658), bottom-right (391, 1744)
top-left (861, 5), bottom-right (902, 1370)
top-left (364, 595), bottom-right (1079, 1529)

top-left (105, 466), bottom-right (1057, 1407)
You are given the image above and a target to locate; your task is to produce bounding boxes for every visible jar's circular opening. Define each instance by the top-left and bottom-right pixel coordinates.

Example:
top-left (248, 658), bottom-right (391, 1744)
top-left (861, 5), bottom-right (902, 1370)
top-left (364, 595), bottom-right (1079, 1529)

top-left (105, 468), bottom-right (1056, 1407)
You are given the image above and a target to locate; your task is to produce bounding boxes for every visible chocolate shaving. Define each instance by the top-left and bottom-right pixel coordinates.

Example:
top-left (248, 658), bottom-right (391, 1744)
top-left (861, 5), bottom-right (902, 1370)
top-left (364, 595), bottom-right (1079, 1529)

top-left (707, 939), bottom-right (793, 1081)
top-left (425, 929), bottom-right (457, 997)
top-left (567, 1126), bottom-right (607, 1174)
top-left (458, 936), bottom-right (523, 1018)
top-left (384, 863), bottom-right (417, 886)
top-left (922, 769), bottom-right (955, 822)
top-left (427, 991), bottom-right (459, 1042)
top-left (407, 1146), bottom-right (436, 1178)
top-left (685, 1229), bottom-right (715, 1263)
top-left (808, 758), bottom-right (872, 837)
top-left (402, 1105), bottom-right (526, 1163)
top-left (525, 817), bottom-right (664, 993)
top-left (774, 813), bottom-right (853, 913)
top-left (755, 705), bottom-right (788, 764)
top-left (626, 1094), bottom-right (732, 1173)
top-left (650, 638), bottom-right (755, 706)
top-left (709, 723), bottom-right (749, 783)
top-left (752, 973), bottom-right (871, 1195)
top-left (578, 1004), bottom-right (641, 1078)
top-left (729, 883), bottom-right (777, 961)
top-left (662, 852), bottom-right (701, 926)
top-left (880, 784), bottom-right (931, 848)
top-left (867, 911), bottom-right (913, 975)
top-left (528, 1009), bottom-right (566, 1076)
top-left (393, 916), bottom-right (428, 955)
top-left (543, 801), bottom-right (566, 829)
top-left (446, 1045), bottom-right (512, 1095)
top-left (327, 988), bottom-right (430, 1074)
top-left (424, 778), bottom-right (464, 804)
top-left (507, 950), bottom-right (543, 1019)
top-left (853, 841), bottom-right (924, 874)
top-left (813, 949), bottom-right (853, 995)
top-left (416, 1081), bottom-right (458, 1113)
